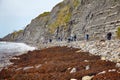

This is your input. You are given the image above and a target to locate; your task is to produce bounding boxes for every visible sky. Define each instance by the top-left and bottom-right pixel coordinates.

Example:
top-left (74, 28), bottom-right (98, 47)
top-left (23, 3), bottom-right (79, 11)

top-left (0, 0), bottom-right (63, 38)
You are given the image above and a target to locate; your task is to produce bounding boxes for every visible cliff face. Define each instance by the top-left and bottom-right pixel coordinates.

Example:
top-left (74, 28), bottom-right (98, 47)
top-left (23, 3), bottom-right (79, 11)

top-left (20, 12), bottom-right (50, 44)
top-left (3, 0), bottom-right (120, 44)
top-left (71, 0), bottom-right (120, 39)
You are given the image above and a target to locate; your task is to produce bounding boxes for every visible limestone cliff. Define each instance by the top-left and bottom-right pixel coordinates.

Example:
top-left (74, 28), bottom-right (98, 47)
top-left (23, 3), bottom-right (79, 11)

top-left (3, 0), bottom-right (120, 45)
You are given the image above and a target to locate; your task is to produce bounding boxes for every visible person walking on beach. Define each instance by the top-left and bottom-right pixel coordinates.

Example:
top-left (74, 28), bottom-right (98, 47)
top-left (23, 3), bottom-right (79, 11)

top-left (85, 34), bottom-right (89, 41)
top-left (67, 37), bottom-right (71, 43)
top-left (49, 39), bottom-right (52, 43)
top-left (107, 32), bottom-right (112, 40)
top-left (73, 34), bottom-right (77, 41)
top-left (67, 36), bottom-right (73, 43)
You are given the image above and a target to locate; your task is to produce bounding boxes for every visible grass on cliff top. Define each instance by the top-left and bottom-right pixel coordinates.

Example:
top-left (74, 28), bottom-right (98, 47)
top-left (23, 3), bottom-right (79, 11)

top-left (55, 2), bottom-right (64, 8)
top-left (12, 30), bottom-right (23, 38)
top-left (36, 12), bottom-right (50, 19)
top-left (56, 0), bottom-right (80, 8)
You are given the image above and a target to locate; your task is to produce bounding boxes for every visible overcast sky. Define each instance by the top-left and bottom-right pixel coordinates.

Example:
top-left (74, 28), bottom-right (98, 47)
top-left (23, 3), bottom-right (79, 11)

top-left (0, 0), bottom-right (63, 38)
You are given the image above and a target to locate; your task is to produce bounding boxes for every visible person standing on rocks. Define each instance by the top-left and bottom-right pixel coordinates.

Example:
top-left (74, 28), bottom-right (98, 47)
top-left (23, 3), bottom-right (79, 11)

top-left (49, 39), bottom-right (52, 43)
top-left (107, 32), bottom-right (112, 40)
top-left (67, 37), bottom-right (71, 43)
top-left (73, 34), bottom-right (77, 41)
top-left (85, 34), bottom-right (89, 41)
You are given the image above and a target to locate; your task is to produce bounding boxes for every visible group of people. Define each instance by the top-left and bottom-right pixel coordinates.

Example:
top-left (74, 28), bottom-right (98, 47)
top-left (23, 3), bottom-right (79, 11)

top-left (67, 35), bottom-right (77, 43)
top-left (67, 32), bottom-right (112, 43)
top-left (85, 32), bottom-right (112, 41)
top-left (43, 32), bottom-right (112, 44)
top-left (67, 34), bottom-right (89, 43)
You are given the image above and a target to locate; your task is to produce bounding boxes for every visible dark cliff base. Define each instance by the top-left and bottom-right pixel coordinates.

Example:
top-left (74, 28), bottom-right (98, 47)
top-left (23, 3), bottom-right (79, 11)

top-left (0, 46), bottom-right (120, 80)
top-left (0, 38), bottom-right (3, 41)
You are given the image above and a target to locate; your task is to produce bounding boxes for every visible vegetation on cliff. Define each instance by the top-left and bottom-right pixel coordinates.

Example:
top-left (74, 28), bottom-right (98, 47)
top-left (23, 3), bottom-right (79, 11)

top-left (49, 5), bottom-right (72, 33)
top-left (48, 0), bottom-right (80, 33)
top-left (7, 30), bottom-right (23, 41)
top-left (12, 30), bottom-right (23, 37)
top-left (72, 0), bottom-right (80, 8)
top-left (36, 12), bottom-right (50, 19)
top-left (116, 27), bottom-right (120, 39)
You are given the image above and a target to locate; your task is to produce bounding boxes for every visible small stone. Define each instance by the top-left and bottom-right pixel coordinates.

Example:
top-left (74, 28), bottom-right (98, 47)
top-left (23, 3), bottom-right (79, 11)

top-left (76, 50), bottom-right (81, 53)
top-left (70, 67), bottom-right (76, 73)
top-left (108, 69), bottom-right (116, 72)
top-left (67, 67), bottom-right (71, 70)
top-left (98, 71), bottom-right (106, 74)
top-left (116, 63), bottom-right (120, 68)
top-left (117, 59), bottom-right (120, 62)
top-left (35, 64), bottom-right (42, 69)
top-left (84, 60), bottom-right (89, 62)
top-left (23, 66), bottom-right (34, 70)
top-left (101, 56), bottom-right (106, 60)
top-left (85, 65), bottom-right (90, 70)
top-left (82, 76), bottom-right (94, 80)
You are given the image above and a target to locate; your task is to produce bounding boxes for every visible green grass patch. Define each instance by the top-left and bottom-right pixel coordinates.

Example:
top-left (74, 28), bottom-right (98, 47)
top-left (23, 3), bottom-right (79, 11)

top-left (49, 5), bottom-right (71, 33)
top-left (116, 27), bottom-right (120, 39)
top-left (72, 0), bottom-right (80, 8)
top-left (36, 12), bottom-right (50, 19)
top-left (12, 30), bottom-right (23, 38)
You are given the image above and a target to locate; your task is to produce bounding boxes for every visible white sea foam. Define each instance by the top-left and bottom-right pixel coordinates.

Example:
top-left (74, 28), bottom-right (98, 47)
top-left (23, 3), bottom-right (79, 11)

top-left (0, 42), bottom-right (36, 54)
top-left (0, 41), bottom-right (36, 70)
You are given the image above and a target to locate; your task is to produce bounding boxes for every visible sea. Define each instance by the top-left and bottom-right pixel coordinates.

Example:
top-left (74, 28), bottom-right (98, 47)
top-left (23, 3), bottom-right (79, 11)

top-left (0, 41), bottom-right (36, 70)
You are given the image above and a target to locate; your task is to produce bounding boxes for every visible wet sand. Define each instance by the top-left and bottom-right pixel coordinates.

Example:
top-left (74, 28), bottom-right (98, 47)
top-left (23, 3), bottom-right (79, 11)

top-left (0, 46), bottom-right (120, 80)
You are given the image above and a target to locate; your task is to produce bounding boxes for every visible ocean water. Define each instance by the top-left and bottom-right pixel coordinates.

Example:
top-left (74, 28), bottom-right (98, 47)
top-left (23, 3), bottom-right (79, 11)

top-left (0, 42), bottom-right (36, 70)
top-left (0, 42), bottom-right (36, 54)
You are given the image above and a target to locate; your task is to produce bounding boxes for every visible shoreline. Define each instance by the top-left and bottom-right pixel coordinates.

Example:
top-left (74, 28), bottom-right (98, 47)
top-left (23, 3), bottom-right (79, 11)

top-left (1, 39), bottom-right (120, 71)
top-left (0, 46), bottom-right (120, 80)
top-left (0, 41), bottom-right (36, 71)
top-left (37, 40), bottom-right (120, 62)
top-left (0, 40), bottom-right (120, 79)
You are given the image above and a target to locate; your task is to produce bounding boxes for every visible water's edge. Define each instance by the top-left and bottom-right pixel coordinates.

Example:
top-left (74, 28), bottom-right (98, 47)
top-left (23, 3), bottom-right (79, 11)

top-left (0, 41), bottom-right (36, 71)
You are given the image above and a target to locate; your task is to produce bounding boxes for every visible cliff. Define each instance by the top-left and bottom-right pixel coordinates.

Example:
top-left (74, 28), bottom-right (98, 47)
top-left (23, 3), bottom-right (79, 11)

top-left (3, 0), bottom-right (120, 45)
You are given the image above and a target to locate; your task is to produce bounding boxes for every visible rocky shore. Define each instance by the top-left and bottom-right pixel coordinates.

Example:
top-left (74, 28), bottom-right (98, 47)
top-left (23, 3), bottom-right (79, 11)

top-left (37, 40), bottom-right (120, 63)
top-left (0, 46), bottom-right (120, 80)
top-left (0, 40), bottom-right (120, 80)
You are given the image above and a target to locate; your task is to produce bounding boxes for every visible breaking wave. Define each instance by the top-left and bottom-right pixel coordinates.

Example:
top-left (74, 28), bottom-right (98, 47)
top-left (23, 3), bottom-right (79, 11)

top-left (0, 42), bottom-right (36, 54)
top-left (0, 41), bottom-right (36, 69)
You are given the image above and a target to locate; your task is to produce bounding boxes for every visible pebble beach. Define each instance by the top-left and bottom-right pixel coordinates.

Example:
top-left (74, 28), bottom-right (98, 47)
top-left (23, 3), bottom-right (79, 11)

top-left (0, 40), bottom-right (120, 80)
